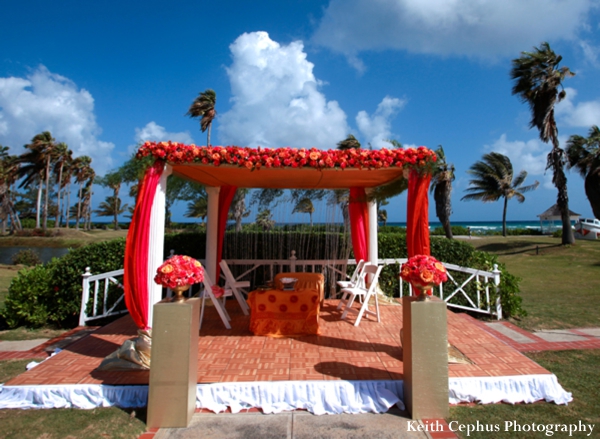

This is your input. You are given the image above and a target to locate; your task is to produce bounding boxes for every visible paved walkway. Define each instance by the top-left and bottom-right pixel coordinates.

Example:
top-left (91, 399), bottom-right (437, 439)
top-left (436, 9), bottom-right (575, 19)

top-left (139, 409), bottom-right (457, 439)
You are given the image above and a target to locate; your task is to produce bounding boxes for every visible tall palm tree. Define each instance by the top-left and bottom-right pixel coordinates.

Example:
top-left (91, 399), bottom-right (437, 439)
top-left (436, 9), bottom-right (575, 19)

top-left (52, 143), bottom-right (71, 228)
top-left (94, 195), bottom-right (128, 226)
top-left (96, 170), bottom-right (125, 230)
top-left (462, 152), bottom-right (539, 236)
top-left (293, 197), bottom-right (315, 226)
top-left (0, 146), bottom-right (22, 232)
top-left (185, 194), bottom-right (209, 223)
top-left (566, 125), bottom-right (600, 219)
top-left (27, 132), bottom-right (57, 231)
top-left (430, 146), bottom-right (455, 239)
top-left (187, 89), bottom-right (217, 146)
top-left (337, 134), bottom-right (361, 150)
top-left (72, 156), bottom-right (93, 229)
top-left (511, 42), bottom-right (575, 244)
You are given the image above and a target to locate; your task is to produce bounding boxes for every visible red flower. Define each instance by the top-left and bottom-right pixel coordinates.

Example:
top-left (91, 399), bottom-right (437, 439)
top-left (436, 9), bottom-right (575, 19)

top-left (154, 255), bottom-right (204, 289)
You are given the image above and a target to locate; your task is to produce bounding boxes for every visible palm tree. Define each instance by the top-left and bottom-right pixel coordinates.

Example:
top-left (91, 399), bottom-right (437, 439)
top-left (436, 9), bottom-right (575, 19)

top-left (462, 152), bottom-right (539, 236)
top-left (72, 156), bottom-right (93, 229)
top-left (430, 146), bottom-right (455, 239)
top-left (511, 42), bottom-right (575, 244)
top-left (293, 197), bottom-right (315, 226)
top-left (95, 196), bottom-right (127, 225)
top-left (256, 209), bottom-right (275, 231)
top-left (337, 134), bottom-right (361, 150)
top-left (185, 194), bottom-right (209, 223)
top-left (27, 132), bottom-right (57, 231)
top-left (52, 143), bottom-right (71, 228)
top-left (230, 189), bottom-right (250, 232)
top-left (96, 170), bottom-right (125, 230)
top-left (566, 126), bottom-right (600, 219)
top-left (0, 146), bottom-right (22, 232)
top-left (187, 89), bottom-right (217, 146)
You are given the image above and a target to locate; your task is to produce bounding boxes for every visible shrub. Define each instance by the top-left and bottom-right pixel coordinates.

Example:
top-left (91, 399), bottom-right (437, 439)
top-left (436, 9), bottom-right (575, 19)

top-left (11, 249), bottom-right (42, 266)
top-left (1, 239), bottom-right (126, 328)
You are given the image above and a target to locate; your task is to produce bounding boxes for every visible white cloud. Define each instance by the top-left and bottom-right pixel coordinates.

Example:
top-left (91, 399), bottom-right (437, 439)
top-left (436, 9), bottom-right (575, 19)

top-left (313, 0), bottom-right (596, 61)
top-left (130, 121), bottom-right (194, 154)
top-left (556, 88), bottom-right (600, 128)
top-left (218, 31), bottom-right (349, 149)
top-left (484, 134), bottom-right (553, 188)
top-left (0, 65), bottom-right (114, 174)
top-left (356, 96), bottom-right (405, 148)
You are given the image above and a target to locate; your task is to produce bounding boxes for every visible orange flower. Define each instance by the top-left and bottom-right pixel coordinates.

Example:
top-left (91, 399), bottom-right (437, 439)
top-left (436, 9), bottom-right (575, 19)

top-left (420, 269), bottom-right (434, 283)
top-left (160, 264), bottom-right (173, 274)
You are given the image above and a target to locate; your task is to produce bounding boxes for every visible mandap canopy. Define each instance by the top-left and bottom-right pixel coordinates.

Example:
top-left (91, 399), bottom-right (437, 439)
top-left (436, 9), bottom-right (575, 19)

top-left (124, 142), bottom-right (438, 330)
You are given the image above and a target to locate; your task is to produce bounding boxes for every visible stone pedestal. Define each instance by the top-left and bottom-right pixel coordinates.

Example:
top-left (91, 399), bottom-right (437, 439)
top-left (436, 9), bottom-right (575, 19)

top-left (402, 296), bottom-right (449, 420)
top-left (147, 298), bottom-right (200, 428)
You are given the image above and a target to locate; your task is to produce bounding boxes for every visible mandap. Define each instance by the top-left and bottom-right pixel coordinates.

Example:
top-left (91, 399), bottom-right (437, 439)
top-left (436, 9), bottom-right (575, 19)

top-left (123, 142), bottom-right (437, 330)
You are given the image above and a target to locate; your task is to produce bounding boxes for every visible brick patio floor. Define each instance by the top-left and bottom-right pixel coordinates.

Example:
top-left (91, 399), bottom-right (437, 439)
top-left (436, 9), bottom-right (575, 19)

top-left (5, 299), bottom-right (550, 387)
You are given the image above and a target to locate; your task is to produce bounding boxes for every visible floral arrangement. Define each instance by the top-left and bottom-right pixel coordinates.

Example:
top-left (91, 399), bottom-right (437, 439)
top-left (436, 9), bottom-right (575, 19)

top-left (136, 142), bottom-right (437, 173)
top-left (400, 255), bottom-right (448, 296)
top-left (154, 255), bottom-right (204, 289)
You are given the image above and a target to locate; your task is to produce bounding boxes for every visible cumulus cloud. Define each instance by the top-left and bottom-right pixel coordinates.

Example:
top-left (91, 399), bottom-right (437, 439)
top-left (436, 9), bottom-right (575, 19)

top-left (484, 134), bottom-right (554, 188)
top-left (356, 96), bottom-right (405, 148)
top-left (312, 0), bottom-right (596, 62)
top-left (218, 31), bottom-right (349, 149)
top-left (130, 121), bottom-right (194, 154)
top-left (556, 88), bottom-right (600, 128)
top-left (0, 65), bottom-right (114, 174)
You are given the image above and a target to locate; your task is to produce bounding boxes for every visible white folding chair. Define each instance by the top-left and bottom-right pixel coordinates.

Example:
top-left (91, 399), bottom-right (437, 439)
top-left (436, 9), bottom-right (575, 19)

top-left (340, 263), bottom-right (383, 327)
top-left (199, 272), bottom-right (232, 330)
top-left (336, 260), bottom-right (366, 309)
top-left (219, 260), bottom-right (250, 315)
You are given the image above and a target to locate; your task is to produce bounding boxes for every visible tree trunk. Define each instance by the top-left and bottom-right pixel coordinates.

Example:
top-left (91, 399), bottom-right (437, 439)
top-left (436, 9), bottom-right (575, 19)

top-left (36, 179), bottom-right (42, 229)
top-left (207, 124), bottom-right (211, 147)
top-left (55, 162), bottom-right (64, 229)
top-left (584, 168), bottom-right (600, 219)
top-left (548, 147), bottom-right (575, 244)
top-left (502, 196), bottom-right (508, 237)
top-left (113, 186), bottom-right (120, 230)
top-left (42, 156), bottom-right (51, 231)
top-left (434, 179), bottom-right (453, 239)
top-left (65, 186), bottom-right (71, 229)
top-left (76, 182), bottom-right (83, 230)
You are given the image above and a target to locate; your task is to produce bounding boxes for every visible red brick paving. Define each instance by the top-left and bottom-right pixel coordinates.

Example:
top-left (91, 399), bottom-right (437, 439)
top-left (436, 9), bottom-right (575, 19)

top-left (460, 314), bottom-right (600, 352)
top-left (5, 300), bottom-right (553, 386)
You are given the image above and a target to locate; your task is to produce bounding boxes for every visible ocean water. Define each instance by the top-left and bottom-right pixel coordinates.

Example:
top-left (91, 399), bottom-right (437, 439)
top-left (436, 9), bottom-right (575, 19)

top-left (387, 220), bottom-right (547, 233)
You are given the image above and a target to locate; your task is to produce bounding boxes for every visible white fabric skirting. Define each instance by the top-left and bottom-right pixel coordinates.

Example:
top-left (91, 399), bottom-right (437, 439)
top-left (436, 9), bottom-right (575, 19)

top-left (449, 374), bottom-right (573, 405)
top-left (0, 374), bottom-right (572, 411)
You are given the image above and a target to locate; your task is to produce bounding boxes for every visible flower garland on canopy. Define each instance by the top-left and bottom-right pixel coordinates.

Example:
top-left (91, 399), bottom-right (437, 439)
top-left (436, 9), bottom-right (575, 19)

top-left (136, 142), bottom-right (437, 172)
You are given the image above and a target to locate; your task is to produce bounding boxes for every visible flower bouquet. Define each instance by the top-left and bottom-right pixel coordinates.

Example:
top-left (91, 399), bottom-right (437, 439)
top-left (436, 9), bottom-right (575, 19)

top-left (154, 255), bottom-right (204, 301)
top-left (399, 255), bottom-right (448, 300)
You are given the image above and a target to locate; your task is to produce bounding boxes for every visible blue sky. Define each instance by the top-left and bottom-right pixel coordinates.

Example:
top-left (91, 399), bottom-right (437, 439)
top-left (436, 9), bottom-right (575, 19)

top-left (2, 0), bottom-right (600, 224)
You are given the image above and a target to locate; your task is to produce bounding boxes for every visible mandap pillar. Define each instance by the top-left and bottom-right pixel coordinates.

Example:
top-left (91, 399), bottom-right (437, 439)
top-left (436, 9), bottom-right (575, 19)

top-left (205, 186), bottom-right (220, 283)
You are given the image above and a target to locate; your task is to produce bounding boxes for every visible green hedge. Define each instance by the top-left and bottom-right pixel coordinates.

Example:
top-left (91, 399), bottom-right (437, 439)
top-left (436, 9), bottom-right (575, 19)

top-left (1, 230), bottom-right (525, 329)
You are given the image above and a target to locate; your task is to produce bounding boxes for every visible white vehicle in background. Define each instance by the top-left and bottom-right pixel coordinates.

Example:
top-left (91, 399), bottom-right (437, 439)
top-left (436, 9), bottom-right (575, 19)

top-left (574, 217), bottom-right (600, 240)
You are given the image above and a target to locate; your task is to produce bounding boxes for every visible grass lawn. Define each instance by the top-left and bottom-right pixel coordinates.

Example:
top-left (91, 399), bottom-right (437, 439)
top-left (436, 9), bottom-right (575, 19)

top-left (0, 228), bottom-right (129, 249)
top-left (449, 350), bottom-right (600, 439)
top-left (465, 236), bottom-right (600, 331)
top-left (0, 359), bottom-right (147, 439)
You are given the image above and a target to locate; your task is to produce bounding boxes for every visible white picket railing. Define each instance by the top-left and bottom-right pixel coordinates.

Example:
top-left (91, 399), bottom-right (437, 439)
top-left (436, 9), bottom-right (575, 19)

top-left (79, 267), bottom-right (127, 326)
top-left (78, 251), bottom-right (503, 325)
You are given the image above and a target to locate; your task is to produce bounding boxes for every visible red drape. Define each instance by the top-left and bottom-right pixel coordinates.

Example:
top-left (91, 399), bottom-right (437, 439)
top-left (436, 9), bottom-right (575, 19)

top-left (406, 170), bottom-right (432, 257)
top-left (123, 161), bottom-right (164, 330)
top-left (215, 186), bottom-right (237, 282)
top-left (348, 187), bottom-right (369, 262)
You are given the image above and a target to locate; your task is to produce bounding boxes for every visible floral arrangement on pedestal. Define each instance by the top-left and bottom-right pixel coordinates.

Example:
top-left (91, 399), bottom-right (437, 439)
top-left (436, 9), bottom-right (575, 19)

top-left (154, 255), bottom-right (204, 301)
top-left (400, 255), bottom-right (448, 300)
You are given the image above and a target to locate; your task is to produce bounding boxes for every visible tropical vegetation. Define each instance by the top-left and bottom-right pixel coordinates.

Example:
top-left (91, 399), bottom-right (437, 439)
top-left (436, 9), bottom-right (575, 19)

top-left (511, 42), bottom-right (575, 244)
top-left (566, 125), bottom-right (600, 219)
top-left (430, 146), bottom-right (455, 239)
top-left (462, 152), bottom-right (539, 236)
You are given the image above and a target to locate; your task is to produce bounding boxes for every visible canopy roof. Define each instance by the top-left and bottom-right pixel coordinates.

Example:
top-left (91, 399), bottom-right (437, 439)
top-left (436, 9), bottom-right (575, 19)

top-left (537, 204), bottom-right (581, 221)
top-left (137, 142), bottom-right (437, 189)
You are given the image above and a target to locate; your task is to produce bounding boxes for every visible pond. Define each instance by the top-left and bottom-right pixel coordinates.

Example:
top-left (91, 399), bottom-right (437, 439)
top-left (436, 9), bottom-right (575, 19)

top-left (0, 247), bottom-right (70, 265)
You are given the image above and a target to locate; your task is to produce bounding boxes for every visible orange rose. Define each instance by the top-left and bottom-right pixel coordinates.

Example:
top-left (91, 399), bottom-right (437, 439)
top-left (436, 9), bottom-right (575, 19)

top-left (420, 269), bottom-right (434, 283)
top-left (161, 264), bottom-right (174, 274)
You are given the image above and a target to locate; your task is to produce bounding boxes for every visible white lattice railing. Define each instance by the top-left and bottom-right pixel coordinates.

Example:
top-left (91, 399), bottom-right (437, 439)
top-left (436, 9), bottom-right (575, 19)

top-left (79, 267), bottom-right (127, 326)
top-left (79, 251), bottom-right (503, 326)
